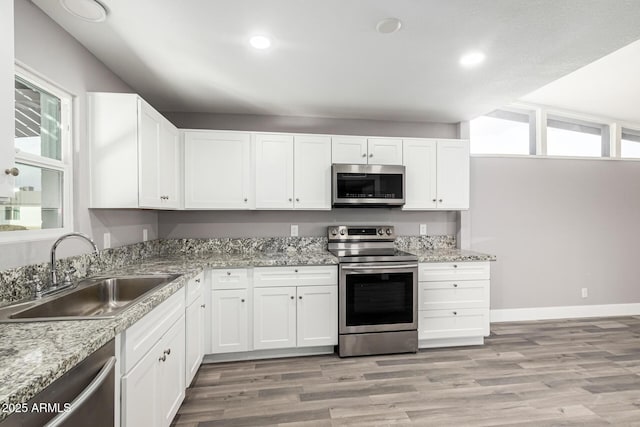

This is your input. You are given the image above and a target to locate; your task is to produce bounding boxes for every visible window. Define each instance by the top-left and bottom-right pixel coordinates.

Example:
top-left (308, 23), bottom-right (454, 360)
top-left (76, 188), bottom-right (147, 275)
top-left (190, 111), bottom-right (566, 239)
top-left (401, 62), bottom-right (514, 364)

top-left (546, 116), bottom-right (608, 158)
top-left (0, 67), bottom-right (72, 239)
top-left (470, 109), bottom-right (534, 155)
top-left (621, 128), bottom-right (640, 159)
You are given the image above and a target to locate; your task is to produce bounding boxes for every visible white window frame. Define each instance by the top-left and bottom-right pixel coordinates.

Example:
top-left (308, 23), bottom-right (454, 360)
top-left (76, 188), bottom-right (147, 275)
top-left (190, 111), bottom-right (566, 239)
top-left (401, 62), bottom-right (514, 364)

top-left (0, 64), bottom-right (73, 243)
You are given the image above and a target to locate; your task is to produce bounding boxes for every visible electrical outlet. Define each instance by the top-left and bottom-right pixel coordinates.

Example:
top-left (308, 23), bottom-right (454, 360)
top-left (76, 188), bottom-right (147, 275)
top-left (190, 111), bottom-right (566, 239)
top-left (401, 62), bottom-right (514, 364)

top-left (290, 224), bottom-right (299, 237)
top-left (143, 228), bottom-right (148, 242)
top-left (581, 288), bottom-right (588, 298)
top-left (103, 232), bottom-right (111, 249)
top-left (419, 224), bottom-right (427, 236)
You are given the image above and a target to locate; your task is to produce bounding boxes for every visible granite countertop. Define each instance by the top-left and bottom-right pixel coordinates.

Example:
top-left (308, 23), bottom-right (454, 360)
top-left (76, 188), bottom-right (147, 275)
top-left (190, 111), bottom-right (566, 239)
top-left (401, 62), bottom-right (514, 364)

top-left (0, 246), bottom-right (494, 420)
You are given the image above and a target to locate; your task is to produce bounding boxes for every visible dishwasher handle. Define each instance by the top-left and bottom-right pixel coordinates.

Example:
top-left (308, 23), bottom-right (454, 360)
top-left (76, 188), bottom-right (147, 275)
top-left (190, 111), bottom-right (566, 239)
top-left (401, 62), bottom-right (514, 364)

top-left (45, 356), bottom-right (116, 427)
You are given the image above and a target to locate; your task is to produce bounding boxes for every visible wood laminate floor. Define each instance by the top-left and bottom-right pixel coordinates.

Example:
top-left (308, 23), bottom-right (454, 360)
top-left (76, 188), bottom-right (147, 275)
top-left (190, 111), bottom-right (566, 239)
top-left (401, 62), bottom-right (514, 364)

top-left (172, 317), bottom-right (640, 426)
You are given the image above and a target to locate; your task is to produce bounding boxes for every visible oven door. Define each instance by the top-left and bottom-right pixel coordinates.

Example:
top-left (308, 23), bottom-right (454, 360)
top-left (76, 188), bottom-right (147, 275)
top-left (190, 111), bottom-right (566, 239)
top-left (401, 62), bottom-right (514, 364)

top-left (339, 262), bottom-right (418, 334)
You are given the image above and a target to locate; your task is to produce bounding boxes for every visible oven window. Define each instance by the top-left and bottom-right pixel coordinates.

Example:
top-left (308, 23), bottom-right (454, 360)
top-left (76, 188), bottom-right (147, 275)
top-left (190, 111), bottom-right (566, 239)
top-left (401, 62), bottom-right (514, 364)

top-left (345, 272), bottom-right (413, 326)
top-left (336, 173), bottom-right (402, 199)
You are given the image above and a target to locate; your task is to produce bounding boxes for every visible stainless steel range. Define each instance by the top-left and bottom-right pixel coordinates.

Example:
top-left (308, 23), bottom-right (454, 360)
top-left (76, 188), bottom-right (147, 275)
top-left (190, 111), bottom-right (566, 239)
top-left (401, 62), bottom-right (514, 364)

top-left (328, 225), bottom-right (418, 357)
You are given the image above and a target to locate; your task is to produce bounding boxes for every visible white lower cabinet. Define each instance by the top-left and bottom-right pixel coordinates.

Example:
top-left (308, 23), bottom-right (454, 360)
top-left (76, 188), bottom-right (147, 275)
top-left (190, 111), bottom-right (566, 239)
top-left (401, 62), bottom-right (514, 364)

top-left (418, 262), bottom-right (490, 348)
top-left (211, 288), bottom-right (249, 353)
top-left (253, 286), bottom-right (297, 350)
top-left (296, 285), bottom-right (338, 347)
top-left (121, 289), bottom-right (186, 427)
top-left (185, 272), bottom-right (206, 385)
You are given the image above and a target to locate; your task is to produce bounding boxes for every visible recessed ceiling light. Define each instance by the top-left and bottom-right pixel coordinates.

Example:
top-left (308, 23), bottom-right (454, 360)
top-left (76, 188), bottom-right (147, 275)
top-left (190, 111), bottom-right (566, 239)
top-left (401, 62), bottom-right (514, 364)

top-left (459, 51), bottom-right (486, 68)
top-left (60, 0), bottom-right (108, 23)
top-left (249, 35), bottom-right (272, 50)
top-left (376, 18), bottom-right (402, 34)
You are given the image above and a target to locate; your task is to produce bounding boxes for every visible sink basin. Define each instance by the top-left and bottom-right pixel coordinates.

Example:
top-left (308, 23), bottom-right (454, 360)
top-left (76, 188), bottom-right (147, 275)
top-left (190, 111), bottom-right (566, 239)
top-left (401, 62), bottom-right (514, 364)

top-left (0, 274), bottom-right (180, 322)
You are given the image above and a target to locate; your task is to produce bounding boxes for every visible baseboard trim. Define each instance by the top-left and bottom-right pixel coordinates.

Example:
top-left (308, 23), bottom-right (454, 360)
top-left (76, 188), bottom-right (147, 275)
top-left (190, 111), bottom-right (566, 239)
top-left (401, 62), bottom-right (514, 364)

top-left (491, 303), bottom-right (640, 323)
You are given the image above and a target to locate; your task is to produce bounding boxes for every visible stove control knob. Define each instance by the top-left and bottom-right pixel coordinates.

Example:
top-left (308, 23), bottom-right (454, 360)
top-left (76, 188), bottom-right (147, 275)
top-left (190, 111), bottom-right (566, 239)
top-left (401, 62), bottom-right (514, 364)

top-left (377, 229), bottom-right (384, 236)
top-left (339, 229), bottom-right (345, 236)
top-left (330, 228), bottom-right (338, 236)
top-left (385, 228), bottom-right (392, 235)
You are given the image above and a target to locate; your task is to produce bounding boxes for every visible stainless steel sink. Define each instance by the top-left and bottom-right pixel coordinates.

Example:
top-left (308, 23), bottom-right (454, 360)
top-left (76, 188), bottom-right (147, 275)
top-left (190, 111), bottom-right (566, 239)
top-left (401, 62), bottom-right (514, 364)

top-left (0, 274), bottom-right (180, 322)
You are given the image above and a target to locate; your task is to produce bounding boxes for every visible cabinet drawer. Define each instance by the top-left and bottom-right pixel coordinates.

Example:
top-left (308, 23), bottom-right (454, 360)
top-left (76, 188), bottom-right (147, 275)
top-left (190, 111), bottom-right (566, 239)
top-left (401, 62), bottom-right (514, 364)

top-left (186, 272), bottom-right (204, 306)
top-left (419, 280), bottom-right (489, 310)
top-left (254, 265), bottom-right (337, 287)
top-left (419, 262), bottom-right (490, 281)
top-left (211, 268), bottom-right (249, 290)
top-left (122, 288), bottom-right (185, 373)
top-left (418, 308), bottom-right (489, 340)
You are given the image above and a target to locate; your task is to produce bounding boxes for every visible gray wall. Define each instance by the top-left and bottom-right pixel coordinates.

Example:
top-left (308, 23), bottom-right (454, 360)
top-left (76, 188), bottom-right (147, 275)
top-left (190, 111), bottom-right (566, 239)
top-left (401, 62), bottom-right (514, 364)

top-left (0, 0), bottom-right (158, 270)
top-left (159, 210), bottom-right (458, 239)
top-left (164, 112), bottom-right (458, 139)
top-left (468, 156), bottom-right (640, 310)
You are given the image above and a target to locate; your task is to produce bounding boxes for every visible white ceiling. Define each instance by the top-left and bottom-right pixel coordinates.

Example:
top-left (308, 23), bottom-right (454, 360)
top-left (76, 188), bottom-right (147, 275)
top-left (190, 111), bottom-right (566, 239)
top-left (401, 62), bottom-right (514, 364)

top-left (522, 39), bottom-right (640, 125)
top-left (33, 0), bottom-right (640, 123)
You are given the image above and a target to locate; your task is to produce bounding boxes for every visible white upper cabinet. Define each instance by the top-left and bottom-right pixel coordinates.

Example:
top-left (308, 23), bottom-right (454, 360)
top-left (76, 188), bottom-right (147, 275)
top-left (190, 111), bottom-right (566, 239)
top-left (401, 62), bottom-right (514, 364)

top-left (436, 140), bottom-right (470, 209)
top-left (403, 139), bottom-right (469, 210)
top-left (293, 135), bottom-right (331, 210)
top-left (367, 138), bottom-right (403, 165)
top-left (331, 136), bottom-right (368, 164)
top-left (184, 131), bottom-right (252, 209)
top-left (88, 93), bottom-right (181, 209)
top-left (332, 137), bottom-right (402, 165)
top-left (255, 133), bottom-right (331, 210)
top-left (138, 101), bottom-right (180, 209)
top-left (0, 0), bottom-right (14, 199)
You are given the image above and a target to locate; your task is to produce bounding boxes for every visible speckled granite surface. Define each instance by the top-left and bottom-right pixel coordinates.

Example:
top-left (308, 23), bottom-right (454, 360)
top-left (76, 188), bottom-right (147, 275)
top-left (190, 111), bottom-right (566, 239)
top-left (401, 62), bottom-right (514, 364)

top-left (0, 236), bottom-right (495, 420)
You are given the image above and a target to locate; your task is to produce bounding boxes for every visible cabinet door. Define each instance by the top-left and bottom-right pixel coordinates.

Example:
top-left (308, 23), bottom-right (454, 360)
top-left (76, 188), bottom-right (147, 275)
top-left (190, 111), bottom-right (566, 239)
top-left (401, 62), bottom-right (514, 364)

top-left (294, 135), bottom-right (331, 210)
top-left (121, 339), bottom-right (162, 427)
top-left (138, 99), bottom-right (163, 208)
top-left (403, 139), bottom-right (437, 210)
top-left (0, 0), bottom-right (14, 199)
top-left (255, 133), bottom-right (294, 209)
top-left (158, 120), bottom-right (180, 209)
top-left (331, 136), bottom-right (367, 164)
top-left (211, 289), bottom-right (249, 353)
top-left (436, 140), bottom-right (470, 210)
top-left (368, 138), bottom-right (403, 165)
top-left (185, 296), bottom-right (204, 386)
top-left (253, 287), bottom-right (297, 350)
top-left (184, 131), bottom-right (252, 209)
top-left (159, 316), bottom-right (186, 427)
top-left (297, 285), bottom-right (337, 347)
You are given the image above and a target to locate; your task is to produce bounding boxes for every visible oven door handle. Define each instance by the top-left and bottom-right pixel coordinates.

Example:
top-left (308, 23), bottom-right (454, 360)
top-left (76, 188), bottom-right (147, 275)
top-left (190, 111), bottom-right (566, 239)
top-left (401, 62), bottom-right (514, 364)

top-left (341, 263), bottom-right (418, 270)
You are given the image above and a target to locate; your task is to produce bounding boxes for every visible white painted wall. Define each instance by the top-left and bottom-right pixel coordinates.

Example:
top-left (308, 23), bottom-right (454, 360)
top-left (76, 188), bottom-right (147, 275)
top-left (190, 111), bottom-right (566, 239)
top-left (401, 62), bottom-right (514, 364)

top-left (469, 156), bottom-right (640, 310)
top-left (0, 0), bottom-right (158, 269)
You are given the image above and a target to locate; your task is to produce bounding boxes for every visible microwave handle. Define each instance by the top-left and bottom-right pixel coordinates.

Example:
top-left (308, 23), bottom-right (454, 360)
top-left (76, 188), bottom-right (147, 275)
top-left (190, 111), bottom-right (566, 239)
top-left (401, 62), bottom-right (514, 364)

top-left (341, 264), bottom-right (418, 270)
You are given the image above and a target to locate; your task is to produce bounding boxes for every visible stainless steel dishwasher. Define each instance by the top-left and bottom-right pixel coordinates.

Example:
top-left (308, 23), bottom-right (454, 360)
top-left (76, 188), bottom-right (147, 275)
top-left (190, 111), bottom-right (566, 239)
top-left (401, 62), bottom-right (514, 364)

top-left (1, 339), bottom-right (115, 427)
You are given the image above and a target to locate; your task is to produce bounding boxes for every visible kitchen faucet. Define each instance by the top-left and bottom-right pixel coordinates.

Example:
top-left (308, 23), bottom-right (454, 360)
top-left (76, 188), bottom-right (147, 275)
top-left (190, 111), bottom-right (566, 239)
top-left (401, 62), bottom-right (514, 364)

top-left (44, 232), bottom-right (100, 297)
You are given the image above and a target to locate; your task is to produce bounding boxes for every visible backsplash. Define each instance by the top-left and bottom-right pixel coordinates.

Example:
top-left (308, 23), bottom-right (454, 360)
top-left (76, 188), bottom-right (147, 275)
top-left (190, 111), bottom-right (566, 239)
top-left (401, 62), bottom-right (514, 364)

top-left (0, 235), bottom-right (456, 305)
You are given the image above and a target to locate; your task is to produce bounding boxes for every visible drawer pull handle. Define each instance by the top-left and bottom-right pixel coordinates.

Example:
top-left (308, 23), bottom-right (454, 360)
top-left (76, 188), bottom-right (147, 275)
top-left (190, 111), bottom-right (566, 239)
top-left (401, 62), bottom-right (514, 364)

top-left (195, 279), bottom-right (200, 283)
top-left (159, 355), bottom-right (166, 362)
top-left (164, 348), bottom-right (171, 355)
top-left (200, 304), bottom-right (206, 308)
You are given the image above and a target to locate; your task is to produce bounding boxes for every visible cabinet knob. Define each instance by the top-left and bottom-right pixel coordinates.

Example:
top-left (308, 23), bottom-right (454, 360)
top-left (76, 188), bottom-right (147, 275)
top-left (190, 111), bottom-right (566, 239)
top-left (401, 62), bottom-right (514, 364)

top-left (453, 311), bottom-right (457, 315)
top-left (369, 153), bottom-right (373, 157)
top-left (164, 348), bottom-right (171, 355)
top-left (296, 198), bottom-right (300, 202)
top-left (453, 264), bottom-right (458, 268)
top-left (4, 167), bottom-right (19, 176)
top-left (453, 283), bottom-right (458, 287)
top-left (299, 296), bottom-right (302, 300)
top-left (439, 199), bottom-right (443, 203)
top-left (241, 299), bottom-right (245, 302)
top-left (159, 355), bottom-right (166, 362)
top-left (294, 269), bottom-right (298, 273)
top-left (244, 198), bottom-right (248, 202)
top-left (200, 304), bottom-right (206, 308)
top-left (361, 153), bottom-right (366, 158)
top-left (290, 296), bottom-right (294, 300)
top-left (432, 199), bottom-right (437, 202)
top-left (195, 279), bottom-right (200, 283)
top-left (227, 271), bottom-right (231, 276)
top-left (288, 198), bottom-right (292, 202)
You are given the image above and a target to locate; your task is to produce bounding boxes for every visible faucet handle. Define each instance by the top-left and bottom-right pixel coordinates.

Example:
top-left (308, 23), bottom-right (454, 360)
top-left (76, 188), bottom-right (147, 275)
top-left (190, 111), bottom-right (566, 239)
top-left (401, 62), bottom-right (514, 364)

top-left (31, 277), bottom-right (43, 299)
top-left (62, 267), bottom-right (77, 286)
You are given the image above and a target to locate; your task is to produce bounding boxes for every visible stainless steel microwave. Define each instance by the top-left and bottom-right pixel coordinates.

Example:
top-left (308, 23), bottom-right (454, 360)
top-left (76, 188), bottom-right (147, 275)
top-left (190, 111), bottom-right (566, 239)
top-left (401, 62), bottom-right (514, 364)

top-left (332, 164), bottom-right (405, 207)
